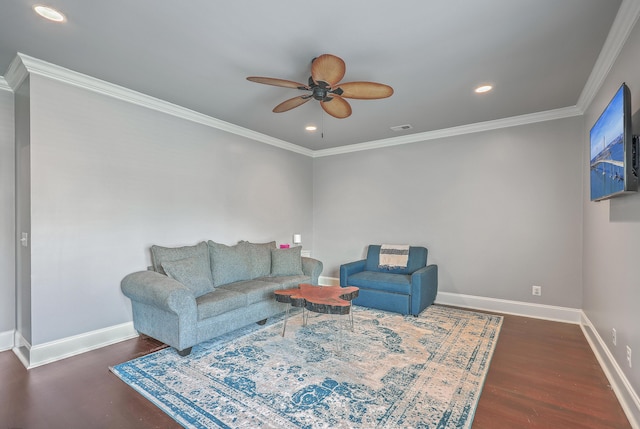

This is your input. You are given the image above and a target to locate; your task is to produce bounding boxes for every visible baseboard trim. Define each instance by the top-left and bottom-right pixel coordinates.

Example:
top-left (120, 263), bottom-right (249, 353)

top-left (434, 291), bottom-right (582, 324)
top-left (13, 322), bottom-right (138, 369)
top-left (580, 312), bottom-right (640, 429)
top-left (12, 331), bottom-right (31, 368)
top-left (319, 276), bottom-right (340, 286)
top-left (320, 277), bottom-right (582, 323)
top-left (0, 329), bottom-right (15, 352)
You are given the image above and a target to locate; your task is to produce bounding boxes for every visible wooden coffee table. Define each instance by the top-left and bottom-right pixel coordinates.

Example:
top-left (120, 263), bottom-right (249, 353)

top-left (274, 284), bottom-right (359, 337)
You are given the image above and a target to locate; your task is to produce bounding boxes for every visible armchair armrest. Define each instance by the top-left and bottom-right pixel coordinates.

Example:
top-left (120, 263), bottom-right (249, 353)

top-left (410, 264), bottom-right (438, 316)
top-left (340, 259), bottom-right (367, 286)
top-left (302, 257), bottom-right (323, 285)
top-left (121, 270), bottom-right (196, 316)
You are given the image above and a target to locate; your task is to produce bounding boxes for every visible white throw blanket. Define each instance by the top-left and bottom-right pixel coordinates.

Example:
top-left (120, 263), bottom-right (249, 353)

top-left (379, 244), bottom-right (410, 269)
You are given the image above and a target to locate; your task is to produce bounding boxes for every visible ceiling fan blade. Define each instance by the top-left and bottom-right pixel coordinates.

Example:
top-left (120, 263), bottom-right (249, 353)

top-left (321, 95), bottom-right (352, 119)
top-left (247, 76), bottom-right (309, 90)
top-left (337, 81), bottom-right (394, 99)
top-left (311, 54), bottom-right (346, 87)
top-left (273, 96), bottom-right (312, 113)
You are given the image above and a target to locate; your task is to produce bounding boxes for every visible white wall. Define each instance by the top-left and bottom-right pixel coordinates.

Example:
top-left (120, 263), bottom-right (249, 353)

top-left (313, 116), bottom-right (584, 308)
top-left (0, 87), bottom-right (15, 345)
top-left (583, 14), bottom-right (640, 402)
top-left (23, 74), bottom-right (314, 345)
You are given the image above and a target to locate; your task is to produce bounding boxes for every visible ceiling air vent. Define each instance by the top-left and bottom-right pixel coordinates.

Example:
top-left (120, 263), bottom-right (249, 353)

top-left (390, 124), bottom-right (413, 132)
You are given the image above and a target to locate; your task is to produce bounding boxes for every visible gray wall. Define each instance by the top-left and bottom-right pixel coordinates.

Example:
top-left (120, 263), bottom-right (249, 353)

top-left (0, 87), bottom-right (15, 339)
top-left (14, 77), bottom-right (31, 346)
top-left (22, 74), bottom-right (314, 345)
top-left (583, 16), bottom-right (640, 395)
top-left (313, 116), bottom-right (584, 308)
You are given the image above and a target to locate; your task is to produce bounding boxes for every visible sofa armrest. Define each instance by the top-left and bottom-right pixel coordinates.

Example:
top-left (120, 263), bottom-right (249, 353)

top-left (340, 259), bottom-right (367, 286)
top-left (121, 270), bottom-right (197, 316)
top-left (410, 264), bottom-right (438, 315)
top-left (302, 257), bottom-right (323, 285)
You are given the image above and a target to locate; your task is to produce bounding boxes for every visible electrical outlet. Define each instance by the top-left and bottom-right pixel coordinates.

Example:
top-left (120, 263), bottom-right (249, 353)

top-left (612, 328), bottom-right (617, 346)
top-left (532, 285), bottom-right (542, 296)
top-left (627, 346), bottom-right (632, 368)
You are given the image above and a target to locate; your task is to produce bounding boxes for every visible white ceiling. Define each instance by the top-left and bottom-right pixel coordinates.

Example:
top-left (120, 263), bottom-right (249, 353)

top-left (0, 0), bottom-right (626, 151)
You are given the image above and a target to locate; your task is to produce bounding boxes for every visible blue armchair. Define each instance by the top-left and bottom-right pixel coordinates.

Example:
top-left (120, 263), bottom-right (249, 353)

top-left (340, 245), bottom-right (438, 316)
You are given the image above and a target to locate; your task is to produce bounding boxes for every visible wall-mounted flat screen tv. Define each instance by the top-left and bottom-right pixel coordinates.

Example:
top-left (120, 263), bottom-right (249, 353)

top-left (590, 83), bottom-right (638, 201)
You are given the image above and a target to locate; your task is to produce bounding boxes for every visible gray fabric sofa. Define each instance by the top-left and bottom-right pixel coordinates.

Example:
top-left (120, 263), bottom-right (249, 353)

top-left (121, 240), bottom-right (323, 356)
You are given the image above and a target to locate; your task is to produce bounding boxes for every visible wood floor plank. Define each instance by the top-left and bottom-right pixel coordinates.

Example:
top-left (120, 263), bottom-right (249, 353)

top-left (472, 314), bottom-right (631, 428)
top-left (0, 309), bottom-right (632, 428)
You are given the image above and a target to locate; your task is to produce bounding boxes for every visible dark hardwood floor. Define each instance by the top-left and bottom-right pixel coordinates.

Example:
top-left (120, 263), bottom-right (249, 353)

top-left (0, 310), bottom-right (632, 429)
top-left (473, 313), bottom-right (630, 429)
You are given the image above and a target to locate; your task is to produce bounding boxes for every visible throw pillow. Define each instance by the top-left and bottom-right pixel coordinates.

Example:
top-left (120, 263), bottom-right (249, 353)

top-left (271, 246), bottom-right (303, 277)
top-left (207, 241), bottom-right (252, 286)
top-left (238, 240), bottom-right (276, 278)
top-left (161, 255), bottom-right (215, 298)
top-left (150, 241), bottom-right (210, 277)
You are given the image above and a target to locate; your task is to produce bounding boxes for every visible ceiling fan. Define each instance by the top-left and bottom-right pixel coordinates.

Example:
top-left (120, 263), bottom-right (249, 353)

top-left (247, 54), bottom-right (393, 119)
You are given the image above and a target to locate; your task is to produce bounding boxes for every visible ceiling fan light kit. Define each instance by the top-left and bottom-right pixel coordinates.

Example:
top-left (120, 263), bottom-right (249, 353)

top-left (247, 54), bottom-right (393, 119)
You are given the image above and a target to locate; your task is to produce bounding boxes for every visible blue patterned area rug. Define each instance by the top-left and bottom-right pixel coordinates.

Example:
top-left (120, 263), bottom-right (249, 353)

top-left (111, 305), bottom-right (502, 428)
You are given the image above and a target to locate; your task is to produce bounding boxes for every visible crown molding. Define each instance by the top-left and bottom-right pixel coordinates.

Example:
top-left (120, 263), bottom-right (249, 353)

top-left (4, 53), bottom-right (29, 90)
top-left (10, 40), bottom-right (622, 160)
top-left (312, 106), bottom-right (582, 158)
top-left (0, 55), bottom-right (588, 159)
top-left (14, 53), bottom-right (315, 158)
top-left (0, 77), bottom-right (10, 92)
top-left (577, 0), bottom-right (640, 112)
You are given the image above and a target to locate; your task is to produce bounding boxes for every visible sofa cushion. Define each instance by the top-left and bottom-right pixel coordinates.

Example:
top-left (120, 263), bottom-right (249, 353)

top-left (151, 241), bottom-right (212, 278)
top-left (258, 275), bottom-right (309, 289)
top-left (271, 247), bottom-right (303, 276)
top-left (238, 241), bottom-right (276, 278)
top-left (347, 271), bottom-right (412, 295)
top-left (207, 241), bottom-right (253, 286)
top-left (161, 255), bottom-right (215, 298)
top-left (365, 245), bottom-right (427, 275)
top-left (196, 288), bottom-right (247, 320)
top-left (219, 279), bottom-right (283, 306)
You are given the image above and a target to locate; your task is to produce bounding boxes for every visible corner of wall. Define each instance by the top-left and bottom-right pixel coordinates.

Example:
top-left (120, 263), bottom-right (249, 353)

top-left (580, 311), bottom-right (640, 429)
top-left (11, 322), bottom-right (137, 369)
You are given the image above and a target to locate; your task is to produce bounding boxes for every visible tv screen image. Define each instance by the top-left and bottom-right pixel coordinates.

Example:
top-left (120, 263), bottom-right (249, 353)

top-left (590, 83), bottom-right (637, 201)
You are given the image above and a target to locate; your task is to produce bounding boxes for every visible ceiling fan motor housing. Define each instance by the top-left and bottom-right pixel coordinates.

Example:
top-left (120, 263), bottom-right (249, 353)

top-left (312, 85), bottom-right (327, 101)
top-left (309, 78), bottom-right (342, 101)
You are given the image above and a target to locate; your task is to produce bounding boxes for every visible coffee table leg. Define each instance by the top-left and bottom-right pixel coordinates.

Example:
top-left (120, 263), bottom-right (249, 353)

top-left (282, 306), bottom-right (290, 337)
top-left (304, 307), bottom-right (312, 327)
top-left (349, 305), bottom-right (354, 331)
top-left (339, 311), bottom-right (346, 355)
top-left (338, 313), bottom-right (342, 354)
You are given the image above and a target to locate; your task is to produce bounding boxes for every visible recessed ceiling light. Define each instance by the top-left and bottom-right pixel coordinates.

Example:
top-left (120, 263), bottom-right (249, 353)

top-left (34, 5), bottom-right (66, 22)
top-left (474, 85), bottom-right (493, 94)
top-left (305, 125), bottom-right (317, 132)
